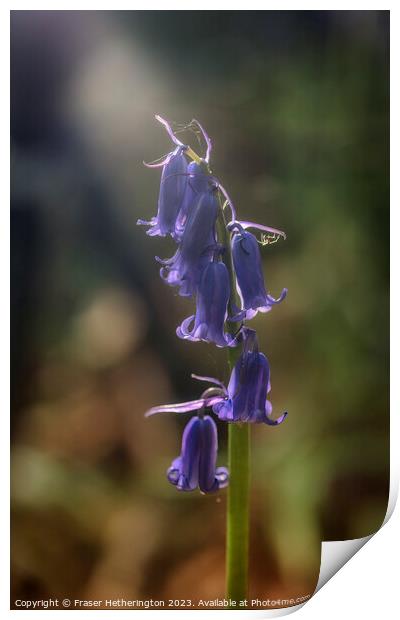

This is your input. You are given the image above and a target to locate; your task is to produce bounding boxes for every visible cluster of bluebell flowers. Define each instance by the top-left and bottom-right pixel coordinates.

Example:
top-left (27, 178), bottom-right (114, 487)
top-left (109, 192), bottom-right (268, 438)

top-left (138, 116), bottom-right (287, 494)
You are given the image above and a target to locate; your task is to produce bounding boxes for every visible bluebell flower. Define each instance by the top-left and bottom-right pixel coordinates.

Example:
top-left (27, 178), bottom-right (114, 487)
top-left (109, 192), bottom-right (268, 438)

top-left (167, 415), bottom-right (229, 493)
top-left (157, 188), bottom-right (219, 297)
top-left (230, 223), bottom-right (287, 320)
top-left (137, 145), bottom-right (188, 238)
top-left (177, 259), bottom-right (236, 347)
top-left (212, 329), bottom-right (288, 425)
top-left (174, 160), bottom-right (213, 240)
top-left (145, 338), bottom-right (287, 427)
top-left (141, 116), bottom-right (289, 500)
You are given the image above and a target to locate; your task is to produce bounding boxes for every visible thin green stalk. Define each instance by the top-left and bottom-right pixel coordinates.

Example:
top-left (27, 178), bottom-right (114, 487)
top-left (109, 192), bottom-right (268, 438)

top-left (226, 416), bottom-right (250, 604)
top-left (169, 136), bottom-right (251, 603)
top-left (217, 202), bottom-right (250, 605)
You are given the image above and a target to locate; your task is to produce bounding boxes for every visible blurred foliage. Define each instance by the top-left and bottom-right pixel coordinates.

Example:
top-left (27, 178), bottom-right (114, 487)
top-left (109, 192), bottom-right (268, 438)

top-left (11, 10), bottom-right (389, 608)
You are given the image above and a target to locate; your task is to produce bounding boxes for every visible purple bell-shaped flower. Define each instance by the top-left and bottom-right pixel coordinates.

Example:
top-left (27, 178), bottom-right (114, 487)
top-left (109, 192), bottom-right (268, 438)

top-left (212, 328), bottom-right (287, 425)
top-left (157, 188), bottom-right (219, 297)
top-left (177, 259), bottom-right (236, 347)
top-left (174, 160), bottom-right (213, 240)
top-left (137, 145), bottom-right (188, 238)
top-left (167, 415), bottom-right (229, 493)
top-left (231, 225), bottom-right (287, 320)
top-left (145, 331), bottom-right (287, 427)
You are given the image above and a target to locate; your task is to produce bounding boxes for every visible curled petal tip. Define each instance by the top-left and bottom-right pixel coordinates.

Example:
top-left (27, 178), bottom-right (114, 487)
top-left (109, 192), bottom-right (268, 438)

top-left (215, 467), bottom-right (229, 489)
top-left (265, 411), bottom-right (288, 426)
top-left (266, 287), bottom-right (288, 305)
top-left (143, 160), bottom-right (162, 169)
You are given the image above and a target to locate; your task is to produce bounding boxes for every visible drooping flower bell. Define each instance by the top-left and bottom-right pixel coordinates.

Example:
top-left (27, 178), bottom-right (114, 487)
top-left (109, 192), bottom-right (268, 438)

top-left (230, 223), bottom-right (287, 320)
top-left (145, 335), bottom-right (287, 427)
top-left (177, 258), bottom-right (236, 347)
top-left (167, 414), bottom-right (229, 493)
top-left (157, 188), bottom-right (219, 297)
top-left (174, 160), bottom-right (213, 240)
top-left (137, 145), bottom-right (188, 238)
top-left (212, 328), bottom-right (288, 425)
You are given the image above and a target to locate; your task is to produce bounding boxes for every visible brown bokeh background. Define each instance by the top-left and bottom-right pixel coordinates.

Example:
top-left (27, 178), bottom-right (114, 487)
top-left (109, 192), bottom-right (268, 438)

top-left (11, 10), bottom-right (389, 609)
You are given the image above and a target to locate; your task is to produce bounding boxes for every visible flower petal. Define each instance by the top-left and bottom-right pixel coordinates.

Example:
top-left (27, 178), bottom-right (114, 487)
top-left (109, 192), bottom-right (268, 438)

top-left (176, 315), bottom-right (195, 339)
top-left (264, 411), bottom-right (288, 426)
top-left (198, 415), bottom-right (219, 493)
top-left (215, 467), bottom-right (229, 489)
top-left (266, 288), bottom-right (288, 304)
top-left (235, 220), bottom-right (286, 240)
top-left (144, 396), bottom-right (224, 417)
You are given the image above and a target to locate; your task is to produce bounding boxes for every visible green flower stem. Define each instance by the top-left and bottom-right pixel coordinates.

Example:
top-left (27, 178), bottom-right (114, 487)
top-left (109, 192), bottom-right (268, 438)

top-left (217, 201), bottom-right (250, 605)
top-left (226, 414), bottom-right (250, 604)
top-left (186, 134), bottom-right (251, 604)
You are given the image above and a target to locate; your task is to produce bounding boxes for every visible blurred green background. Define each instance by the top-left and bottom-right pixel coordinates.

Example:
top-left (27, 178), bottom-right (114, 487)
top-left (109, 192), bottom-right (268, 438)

top-left (11, 10), bottom-right (389, 609)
